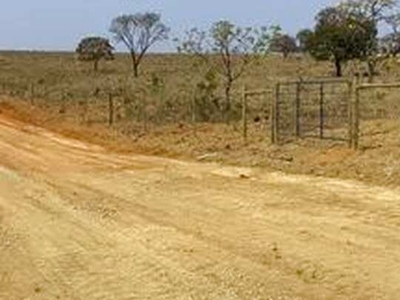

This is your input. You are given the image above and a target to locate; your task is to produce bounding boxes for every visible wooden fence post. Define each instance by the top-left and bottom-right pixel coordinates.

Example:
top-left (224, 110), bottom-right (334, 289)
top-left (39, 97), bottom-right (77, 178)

top-left (349, 75), bottom-right (360, 149)
top-left (60, 89), bottom-right (66, 114)
top-left (271, 83), bottom-right (280, 144)
top-left (347, 80), bottom-right (353, 148)
top-left (191, 91), bottom-right (196, 123)
top-left (353, 84), bottom-right (360, 150)
top-left (319, 82), bottom-right (324, 139)
top-left (108, 93), bottom-right (114, 127)
top-left (30, 82), bottom-right (35, 105)
top-left (294, 82), bottom-right (301, 137)
top-left (143, 92), bottom-right (148, 132)
top-left (263, 90), bottom-right (269, 135)
top-left (242, 85), bottom-right (248, 142)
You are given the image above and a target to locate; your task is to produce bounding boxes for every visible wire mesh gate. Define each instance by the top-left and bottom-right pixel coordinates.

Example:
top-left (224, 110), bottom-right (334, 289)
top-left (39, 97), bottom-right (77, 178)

top-left (271, 78), bottom-right (351, 145)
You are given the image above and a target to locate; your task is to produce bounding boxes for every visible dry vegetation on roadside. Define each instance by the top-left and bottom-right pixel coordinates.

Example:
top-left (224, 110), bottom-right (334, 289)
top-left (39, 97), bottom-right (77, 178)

top-left (1, 51), bottom-right (400, 187)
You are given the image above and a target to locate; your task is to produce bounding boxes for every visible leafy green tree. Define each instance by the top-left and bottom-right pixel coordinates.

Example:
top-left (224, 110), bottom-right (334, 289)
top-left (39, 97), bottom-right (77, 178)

top-left (110, 12), bottom-right (169, 77)
top-left (339, 0), bottom-right (399, 80)
top-left (305, 7), bottom-right (377, 77)
top-left (177, 21), bottom-right (271, 113)
top-left (76, 37), bottom-right (114, 72)
top-left (269, 33), bottom-right (298, 58)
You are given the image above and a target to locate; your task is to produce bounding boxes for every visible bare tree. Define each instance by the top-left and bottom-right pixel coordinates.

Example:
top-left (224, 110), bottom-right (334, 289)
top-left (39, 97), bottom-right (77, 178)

top-left (380, 32), bottom-right (400, 55)
top-left (76, 37), bottom-right (114, 72)
top-left (385, 11), bottom-right (400, 32)
top-left (110, 12), bottom-right (169, 77)
top-left (177, 21), bottom-right (270, 113)
top-left (339, 0), bottom-right (397, 20)
top-left (381, 12), bottom-right (400, 55)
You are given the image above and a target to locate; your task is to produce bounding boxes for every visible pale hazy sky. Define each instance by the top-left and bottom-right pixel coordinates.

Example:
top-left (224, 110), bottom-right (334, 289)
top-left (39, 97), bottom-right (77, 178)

top-left (0, 0), bottom-right (335, 51)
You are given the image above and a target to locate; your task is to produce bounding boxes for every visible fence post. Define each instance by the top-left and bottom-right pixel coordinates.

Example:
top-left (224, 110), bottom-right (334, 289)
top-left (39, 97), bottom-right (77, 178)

top-left (353, 83), bottom-right (360, 150)
top-left (242, 85), bottom-right (248, 142)
top-left (349, 75), bottom-right (360, 149)
top-left (347, 80), bottom-right (353, 148)
top-left (60, 89), bottom-right (66, 114)
top-left (319, 82), bottom-right (324, 139)
top-left (294, 82), bottom-right (301, 137)
top-left (271, 83), bottom-right (280, 144)
top-left (191, 90), bottom-right (196, 123)
top-left (264, 90), bottom-right (269, 136)
top-left (108, 93), bottom-right (114, 127)
top-left (143, 92), bottom-right (148, 132)
top-left (30, 82), bottom-right (35, 105)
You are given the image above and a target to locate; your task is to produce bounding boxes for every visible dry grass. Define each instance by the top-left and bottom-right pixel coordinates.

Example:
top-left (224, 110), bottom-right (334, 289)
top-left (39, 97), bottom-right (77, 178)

top-left (1, 51), bottom-right (400, 187)
top-left (0, 51), bottom-right (329, 123)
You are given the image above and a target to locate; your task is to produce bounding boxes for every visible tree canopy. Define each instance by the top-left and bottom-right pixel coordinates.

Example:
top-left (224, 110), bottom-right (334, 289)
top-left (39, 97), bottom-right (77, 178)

top-left (110, 12), bottom-right (169, 77)
top-left (177, 20), bottom-right (272, 113)
top-left (75, 37), bottom-right (114, 72)
top-left (338, 0), bottom-right (397, 21)
top-left (304, 6), bottom-right (377, 76)
top-left (269, 33), bottom-right (298, 58)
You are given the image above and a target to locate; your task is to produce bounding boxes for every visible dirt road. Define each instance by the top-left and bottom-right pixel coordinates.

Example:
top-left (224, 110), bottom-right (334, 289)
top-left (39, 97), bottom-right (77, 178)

top-left (1, 114), bottom-right (400, 300)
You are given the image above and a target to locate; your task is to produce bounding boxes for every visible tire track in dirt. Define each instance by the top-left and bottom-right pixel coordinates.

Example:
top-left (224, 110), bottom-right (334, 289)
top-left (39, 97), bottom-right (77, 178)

top-left (1, 115), bottom-right (400, 300)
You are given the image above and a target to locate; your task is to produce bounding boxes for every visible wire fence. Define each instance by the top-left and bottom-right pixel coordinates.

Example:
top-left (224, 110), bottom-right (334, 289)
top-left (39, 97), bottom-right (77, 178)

top-left (0, 78), bottom-right (269, 134)
top-left (1, 75), bottom-right (400, 150)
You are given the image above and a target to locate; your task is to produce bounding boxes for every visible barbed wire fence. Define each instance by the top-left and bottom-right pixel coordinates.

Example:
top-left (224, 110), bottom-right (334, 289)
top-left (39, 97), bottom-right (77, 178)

top-left (1, 75), bottom-right (400, 150)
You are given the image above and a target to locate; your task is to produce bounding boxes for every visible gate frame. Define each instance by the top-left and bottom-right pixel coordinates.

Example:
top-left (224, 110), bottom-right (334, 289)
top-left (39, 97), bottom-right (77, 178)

top-left (271, 77), bottom-right (352, 145)
top-left (351, 81), bottom-right (400, 149)
top-left (241, 86), bottom-right (271, 142)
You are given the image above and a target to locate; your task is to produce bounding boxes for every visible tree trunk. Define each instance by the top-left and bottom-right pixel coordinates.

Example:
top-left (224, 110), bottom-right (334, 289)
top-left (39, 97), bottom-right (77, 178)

top-left (94, 59), bottom-right (99, 72)
top-left (108, 93), bottom-right (114, 127)
top-left (130, 51), bottom-right (139, 78)
top-left (367, 60), bottom-right (375, 83)
top-left (133, 63), bottom-right (139, 78)
top-left (334, 59), bottom-right (342, 77)
top-left (224, 81), bottom-right (232, 113)
top-left (283, 51), bottom-right (289, 59)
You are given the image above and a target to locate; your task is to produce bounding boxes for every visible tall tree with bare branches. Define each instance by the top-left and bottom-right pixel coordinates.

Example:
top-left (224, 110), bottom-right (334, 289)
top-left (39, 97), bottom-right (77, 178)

top-left (338, 0), bottom-right (397, 20)
top-left (110, 12), bottom-right (169, 77)
top-left (177, 21), bottom-right (272, 113)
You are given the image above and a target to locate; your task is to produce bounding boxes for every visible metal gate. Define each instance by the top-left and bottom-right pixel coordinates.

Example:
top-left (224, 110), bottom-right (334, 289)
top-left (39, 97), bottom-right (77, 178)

top-left (271, 78), bottom-right (351, 144)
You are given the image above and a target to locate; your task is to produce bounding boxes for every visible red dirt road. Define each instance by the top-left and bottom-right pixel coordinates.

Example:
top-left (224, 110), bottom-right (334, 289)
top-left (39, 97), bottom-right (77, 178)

top-left (1, 114), bottom-right (400, 300)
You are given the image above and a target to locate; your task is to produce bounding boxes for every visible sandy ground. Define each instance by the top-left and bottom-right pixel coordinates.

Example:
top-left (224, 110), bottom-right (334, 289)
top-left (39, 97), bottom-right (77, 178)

top-left (1, 114), bottom-right (400, 300)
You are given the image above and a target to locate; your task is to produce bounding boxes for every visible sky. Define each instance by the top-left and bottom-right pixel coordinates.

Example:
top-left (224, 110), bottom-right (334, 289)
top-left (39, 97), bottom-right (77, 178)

top-left (0, 0), bottom-right (335, 52)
